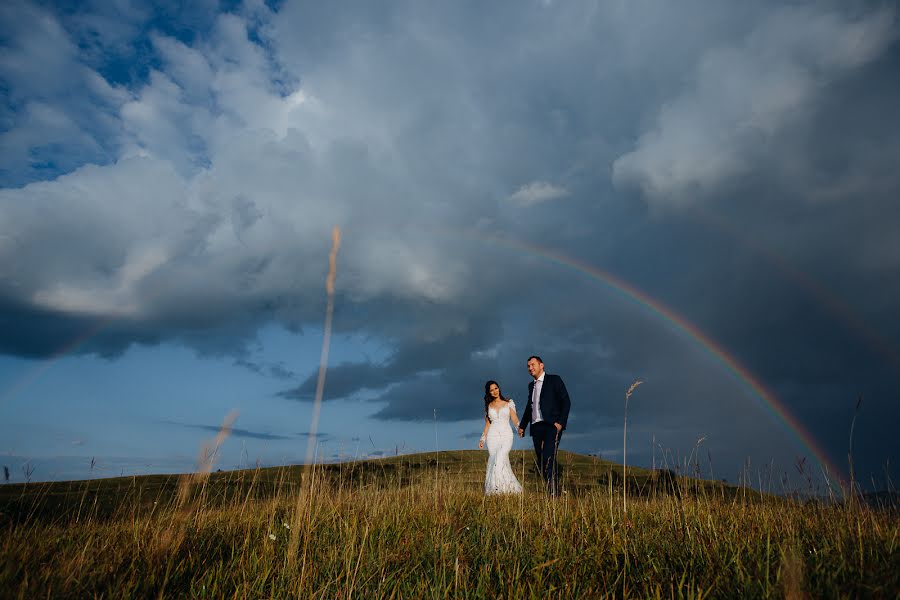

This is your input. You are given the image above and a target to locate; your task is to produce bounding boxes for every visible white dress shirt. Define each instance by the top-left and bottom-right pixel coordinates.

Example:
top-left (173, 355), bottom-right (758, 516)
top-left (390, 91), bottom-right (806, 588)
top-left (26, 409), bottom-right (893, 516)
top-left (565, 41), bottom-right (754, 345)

top-left (531, 372), bottom-right (545, 424)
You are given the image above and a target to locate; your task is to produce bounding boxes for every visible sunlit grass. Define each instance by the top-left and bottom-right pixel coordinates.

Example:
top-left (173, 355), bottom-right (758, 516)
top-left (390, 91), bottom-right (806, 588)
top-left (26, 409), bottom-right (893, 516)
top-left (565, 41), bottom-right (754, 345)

top-left (1, 451), bottom-right (897, 598)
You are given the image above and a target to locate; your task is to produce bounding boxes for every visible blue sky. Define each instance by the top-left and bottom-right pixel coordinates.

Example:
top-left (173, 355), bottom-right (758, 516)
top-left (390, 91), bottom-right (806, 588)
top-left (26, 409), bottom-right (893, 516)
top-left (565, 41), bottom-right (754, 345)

top-left (1, 0), bottom-right (898, 488)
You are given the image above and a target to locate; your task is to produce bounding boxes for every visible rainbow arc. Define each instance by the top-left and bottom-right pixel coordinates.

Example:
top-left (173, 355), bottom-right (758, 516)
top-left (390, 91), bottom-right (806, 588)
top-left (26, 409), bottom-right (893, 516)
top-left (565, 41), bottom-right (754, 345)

top-left (463, 232), bottom-right (843, 481)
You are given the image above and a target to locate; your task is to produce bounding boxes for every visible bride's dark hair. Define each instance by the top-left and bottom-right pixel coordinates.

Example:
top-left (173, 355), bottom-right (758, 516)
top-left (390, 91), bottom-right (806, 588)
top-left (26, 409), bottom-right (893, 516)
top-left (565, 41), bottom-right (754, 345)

top-left (483, 380), bottom-right (507, 419)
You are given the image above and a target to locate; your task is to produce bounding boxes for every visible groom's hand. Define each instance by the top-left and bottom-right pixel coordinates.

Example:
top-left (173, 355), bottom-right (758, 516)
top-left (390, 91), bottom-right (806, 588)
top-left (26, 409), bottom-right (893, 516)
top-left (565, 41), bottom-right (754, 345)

top-left (518, 428), bottom-right (524, 438)
top-left (554, 422), bottom-right (562, 433)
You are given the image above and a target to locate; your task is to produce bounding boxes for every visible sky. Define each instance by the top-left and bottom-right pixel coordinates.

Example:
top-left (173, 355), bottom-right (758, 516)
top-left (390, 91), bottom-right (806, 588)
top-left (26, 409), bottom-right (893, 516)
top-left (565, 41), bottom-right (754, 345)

top-left (1, 0), bottom-right (897, 490)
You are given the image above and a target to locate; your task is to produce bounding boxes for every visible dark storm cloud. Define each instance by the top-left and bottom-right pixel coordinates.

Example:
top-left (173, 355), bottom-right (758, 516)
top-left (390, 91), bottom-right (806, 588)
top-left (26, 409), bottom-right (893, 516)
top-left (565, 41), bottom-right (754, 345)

top-left (1, 0), bottom-right (898, 483)
top-left (278, 361), bottom-right (388, 401)
top-left (160, 419), bottom-right (320, 441)
top-left (279, 311), bottom-right (504, 402)
top-left (234, 358), bottom-right (297, 380)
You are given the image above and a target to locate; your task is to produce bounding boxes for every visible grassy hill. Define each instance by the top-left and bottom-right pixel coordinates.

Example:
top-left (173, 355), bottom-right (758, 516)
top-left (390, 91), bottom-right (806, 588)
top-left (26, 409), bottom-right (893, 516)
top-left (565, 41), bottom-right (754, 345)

top-left (1, 450), bottom-right (897, 597)
top-left (0, 450), bottom-right (755, 521)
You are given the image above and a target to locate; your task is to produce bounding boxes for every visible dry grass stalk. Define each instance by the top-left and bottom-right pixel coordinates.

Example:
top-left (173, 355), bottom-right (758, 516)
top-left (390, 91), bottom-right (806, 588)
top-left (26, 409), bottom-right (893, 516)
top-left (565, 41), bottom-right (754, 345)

top-left (623, 378), bottom-right (642, 516)
top-left (159, 410), bottom-right (237, 557)
top-left (291, 226), bottom-right (342, 568)
top-left (176, 410), bottom-right (238, 507)
top-left (780, 542), bottom-right (808, 600)
top-left (848, 394), bottom-right (862, 505)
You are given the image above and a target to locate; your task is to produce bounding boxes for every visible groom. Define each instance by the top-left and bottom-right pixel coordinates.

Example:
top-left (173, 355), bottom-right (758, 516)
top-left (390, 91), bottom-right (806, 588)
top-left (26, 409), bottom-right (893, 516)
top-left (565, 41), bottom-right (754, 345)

top-left (518, 355), bottom-right (571, 496)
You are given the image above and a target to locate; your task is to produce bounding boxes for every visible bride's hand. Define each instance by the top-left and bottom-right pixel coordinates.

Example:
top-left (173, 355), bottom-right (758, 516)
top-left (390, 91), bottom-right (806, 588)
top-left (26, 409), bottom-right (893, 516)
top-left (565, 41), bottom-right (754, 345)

top-left (478, 439), bottom-right (484, 449)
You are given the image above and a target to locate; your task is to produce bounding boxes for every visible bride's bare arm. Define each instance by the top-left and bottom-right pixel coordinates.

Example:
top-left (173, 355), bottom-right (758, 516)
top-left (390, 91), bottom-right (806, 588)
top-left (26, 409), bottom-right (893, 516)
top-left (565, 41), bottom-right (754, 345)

top-left (510, 403), bottom-right (520, 428)
top-left (478, 417), bottom-right (490, 449)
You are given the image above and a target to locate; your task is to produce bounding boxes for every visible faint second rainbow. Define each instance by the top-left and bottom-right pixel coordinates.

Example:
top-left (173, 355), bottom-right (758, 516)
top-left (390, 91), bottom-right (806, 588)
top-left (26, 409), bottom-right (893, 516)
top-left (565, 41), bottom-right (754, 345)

top-left (690, 209), bottom-right (900, 374)
top-left (0, 315), bottom-right (116, 410)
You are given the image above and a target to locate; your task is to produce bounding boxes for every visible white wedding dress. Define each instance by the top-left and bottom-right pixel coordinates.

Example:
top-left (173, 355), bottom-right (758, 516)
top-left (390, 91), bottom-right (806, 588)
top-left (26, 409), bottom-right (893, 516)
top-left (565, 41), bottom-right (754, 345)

top-left (484, 400), bottom-right (523, 495)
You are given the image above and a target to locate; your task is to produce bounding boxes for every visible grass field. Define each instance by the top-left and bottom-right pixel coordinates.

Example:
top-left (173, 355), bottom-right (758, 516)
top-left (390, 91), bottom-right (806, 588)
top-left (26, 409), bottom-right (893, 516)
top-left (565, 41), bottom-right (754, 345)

top-left (1, 450), bottom-right (897, 598)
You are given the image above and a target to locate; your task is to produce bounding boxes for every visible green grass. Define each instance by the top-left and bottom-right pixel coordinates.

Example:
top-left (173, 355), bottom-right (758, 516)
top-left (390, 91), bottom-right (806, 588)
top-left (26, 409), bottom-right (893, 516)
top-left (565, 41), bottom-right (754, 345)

top-left (1, 450), bottom-right (897, 598)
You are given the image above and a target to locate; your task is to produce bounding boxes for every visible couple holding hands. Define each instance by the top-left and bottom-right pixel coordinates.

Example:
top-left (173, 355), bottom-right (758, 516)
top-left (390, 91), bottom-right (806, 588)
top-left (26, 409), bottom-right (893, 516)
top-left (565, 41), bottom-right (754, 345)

top-left (478, 355), bottom-right (571, 496)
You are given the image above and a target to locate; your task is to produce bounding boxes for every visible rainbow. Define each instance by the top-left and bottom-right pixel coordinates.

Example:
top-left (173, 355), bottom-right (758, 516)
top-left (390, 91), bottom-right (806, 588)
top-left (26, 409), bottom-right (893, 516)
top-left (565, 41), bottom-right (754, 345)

top-left (463, 232), bottom-right (844, 481)
top-left (0, 315), bottom-right (115, 410)
top-left (691, 209), bottom-right (900, 373)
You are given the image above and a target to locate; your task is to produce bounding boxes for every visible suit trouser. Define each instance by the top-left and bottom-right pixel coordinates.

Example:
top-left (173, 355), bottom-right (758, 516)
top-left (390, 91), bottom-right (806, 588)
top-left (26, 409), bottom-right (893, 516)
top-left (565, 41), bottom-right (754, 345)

top-left (531, 421), bottom-right (563, 495)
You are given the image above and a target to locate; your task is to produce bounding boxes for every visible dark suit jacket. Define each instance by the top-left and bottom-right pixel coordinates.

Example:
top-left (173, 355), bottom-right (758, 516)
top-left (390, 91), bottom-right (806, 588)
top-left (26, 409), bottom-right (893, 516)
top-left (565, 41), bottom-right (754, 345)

top-left (519, 373), bottom-right (571, 436)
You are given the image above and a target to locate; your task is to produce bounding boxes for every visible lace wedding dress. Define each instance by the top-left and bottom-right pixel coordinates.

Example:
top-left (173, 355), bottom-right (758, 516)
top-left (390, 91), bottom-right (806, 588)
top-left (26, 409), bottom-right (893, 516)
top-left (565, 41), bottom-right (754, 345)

top-left (484, 400), bottom-right (523, 495)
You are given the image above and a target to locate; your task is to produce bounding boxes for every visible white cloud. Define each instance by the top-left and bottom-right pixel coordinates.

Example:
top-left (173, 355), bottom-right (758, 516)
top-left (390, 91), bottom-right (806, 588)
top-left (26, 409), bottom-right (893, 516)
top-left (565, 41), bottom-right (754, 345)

top-left (508, 181), bottom-right (569, 206)
top-left (0, 2), bottom-right (79, 100)
top-left (150, 33), bottom-right (215, 103)
top-left (612, 6), bottom-right (897, 208)
top-left (0, 6), bottom-right (477, 332)
top-left (0, 2), bottom-right (128, 185)
top-left (33, 245), bottom-right (170, 316)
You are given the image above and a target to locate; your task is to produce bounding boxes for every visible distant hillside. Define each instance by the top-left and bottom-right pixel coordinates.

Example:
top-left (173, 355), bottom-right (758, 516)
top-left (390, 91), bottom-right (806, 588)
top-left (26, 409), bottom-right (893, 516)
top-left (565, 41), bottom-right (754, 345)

top-left (862, 490), bottom-right (900, 510)
top-left (0, 450), bottom-right (768, 523)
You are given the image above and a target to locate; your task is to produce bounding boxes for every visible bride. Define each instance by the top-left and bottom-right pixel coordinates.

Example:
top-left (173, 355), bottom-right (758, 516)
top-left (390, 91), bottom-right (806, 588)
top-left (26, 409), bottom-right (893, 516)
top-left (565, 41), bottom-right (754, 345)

top-left (478, 380), bottom-right (523, 495)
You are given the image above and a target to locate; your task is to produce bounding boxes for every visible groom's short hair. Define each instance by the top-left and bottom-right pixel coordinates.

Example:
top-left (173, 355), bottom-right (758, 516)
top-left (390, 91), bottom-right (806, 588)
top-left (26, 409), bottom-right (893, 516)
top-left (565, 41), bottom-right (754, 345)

top-left (527, 355), bottom-right (543, 364)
